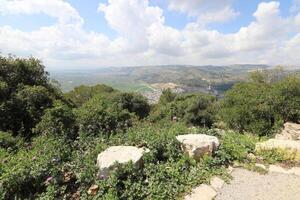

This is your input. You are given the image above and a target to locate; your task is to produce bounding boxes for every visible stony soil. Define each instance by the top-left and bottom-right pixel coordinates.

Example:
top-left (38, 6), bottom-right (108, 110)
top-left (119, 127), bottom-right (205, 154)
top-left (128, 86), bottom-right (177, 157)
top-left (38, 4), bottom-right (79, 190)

top-left (216, 168), bottom-right (300, 200)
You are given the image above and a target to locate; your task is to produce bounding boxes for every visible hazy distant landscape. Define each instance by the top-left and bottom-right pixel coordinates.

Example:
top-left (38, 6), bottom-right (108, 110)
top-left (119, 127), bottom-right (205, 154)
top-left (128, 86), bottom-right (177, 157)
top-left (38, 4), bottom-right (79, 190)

top-left (50, 64), bottom-right (274, 102)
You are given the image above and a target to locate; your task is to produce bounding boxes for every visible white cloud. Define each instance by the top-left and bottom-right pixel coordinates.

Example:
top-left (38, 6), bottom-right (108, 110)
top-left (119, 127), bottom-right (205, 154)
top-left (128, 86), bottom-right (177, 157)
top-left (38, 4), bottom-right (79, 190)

top-left (167, 0), bottom-right (239, 24)
top-left (0, 0), bottom-right (300, 68)
top-left (197, 6), bottom-right (239, 24)
top-left (0, 0), bottom-right (83, 26)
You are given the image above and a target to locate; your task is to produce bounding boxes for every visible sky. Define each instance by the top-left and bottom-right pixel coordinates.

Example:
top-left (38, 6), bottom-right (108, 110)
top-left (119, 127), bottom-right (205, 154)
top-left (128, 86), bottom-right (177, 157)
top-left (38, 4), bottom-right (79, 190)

top-left (0, 0), bottom-right (300, 69)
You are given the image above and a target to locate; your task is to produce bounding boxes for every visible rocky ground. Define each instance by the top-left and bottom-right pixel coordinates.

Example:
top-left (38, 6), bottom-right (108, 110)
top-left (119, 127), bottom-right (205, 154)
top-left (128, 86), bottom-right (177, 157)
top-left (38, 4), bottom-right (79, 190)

top-left (215, 168), bottom-right (300, 200)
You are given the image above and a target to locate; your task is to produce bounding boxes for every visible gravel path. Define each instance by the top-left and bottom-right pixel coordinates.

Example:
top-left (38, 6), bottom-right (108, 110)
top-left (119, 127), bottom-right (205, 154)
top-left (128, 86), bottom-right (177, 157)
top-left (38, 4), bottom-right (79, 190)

top-left (216, 168), bottom-right (300, 200)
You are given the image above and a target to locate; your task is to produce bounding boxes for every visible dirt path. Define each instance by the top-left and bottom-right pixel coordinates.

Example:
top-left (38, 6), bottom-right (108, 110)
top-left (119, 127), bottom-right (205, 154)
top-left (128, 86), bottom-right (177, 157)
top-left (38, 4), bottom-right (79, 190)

top-left (216, 168), bottom-right (300, 200)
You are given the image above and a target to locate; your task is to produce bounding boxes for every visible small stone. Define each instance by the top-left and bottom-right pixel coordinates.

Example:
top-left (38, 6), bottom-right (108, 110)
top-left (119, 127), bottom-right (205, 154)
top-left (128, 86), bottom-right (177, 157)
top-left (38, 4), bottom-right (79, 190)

top-left (255, 163), bottom-right (266, 170)
top-left (185, 184), bottom-right (217, 200)
top-left (210, 177), bottom-right (225, 190)
top-left (247, 153), bottom-right (256, 160)
top-left (88, 185), bottom-right (99, 196)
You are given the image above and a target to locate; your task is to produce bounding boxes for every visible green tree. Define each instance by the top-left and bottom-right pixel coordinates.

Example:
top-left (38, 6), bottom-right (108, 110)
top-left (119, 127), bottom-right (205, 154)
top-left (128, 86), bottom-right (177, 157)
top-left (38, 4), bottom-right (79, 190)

top-left (34, 101), bottom-right (78, 139)
top-left (65, 84), bottom-right (116, 107)
top-left (273, 76), bottom-right (300, 123)
top-left (111, 92), bottom-right (150, 119)
top-left (0, 56), bottom-right (63, 138)
top-left (159, 89), bottom-right (176, 105)
top-left (150, 93), bottom-right (216, 127)
top-left (75, 96), bottom-right (133, 136)
top-left (219, 82), bottom-right (276, 135)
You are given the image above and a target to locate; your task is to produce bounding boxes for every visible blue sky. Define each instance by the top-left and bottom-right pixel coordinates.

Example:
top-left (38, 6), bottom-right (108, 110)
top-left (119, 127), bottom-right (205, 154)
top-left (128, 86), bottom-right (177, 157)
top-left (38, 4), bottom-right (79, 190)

top-left (0, 0), bottom-right (300, 69)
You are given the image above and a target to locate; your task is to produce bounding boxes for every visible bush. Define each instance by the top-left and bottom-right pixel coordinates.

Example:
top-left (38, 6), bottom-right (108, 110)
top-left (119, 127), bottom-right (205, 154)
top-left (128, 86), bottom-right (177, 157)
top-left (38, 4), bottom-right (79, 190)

top-left (150, 93), bottom-right (216, 128)
top-left (219, 74), bottom-right (300, 136)
top-left (34, 101), bottom-right (78, 140)
top-left (111, 92), bottom-right (150, 119)
top-left (214, 132), bottom-right (259, 165)
top-left (273, 76), bottom-right (300, 123)
top-left (0, 131), bottom-right (24, 151)
top-left (75, 96), bottom-right (133, 136)
top-left (219, 82), bottom-right (278, 136)
top-left (65, 84), bottom-right (116, 107)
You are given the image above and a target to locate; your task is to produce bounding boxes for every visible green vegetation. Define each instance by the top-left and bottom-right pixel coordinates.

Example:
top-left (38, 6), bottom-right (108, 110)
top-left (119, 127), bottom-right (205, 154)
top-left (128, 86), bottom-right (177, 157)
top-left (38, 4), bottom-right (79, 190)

top-left (219, 69), bottom-right (300, 136)
top-left (1, 56), bottom-right (299, 199)
top-left (150, 89), bottom-right (216, 128)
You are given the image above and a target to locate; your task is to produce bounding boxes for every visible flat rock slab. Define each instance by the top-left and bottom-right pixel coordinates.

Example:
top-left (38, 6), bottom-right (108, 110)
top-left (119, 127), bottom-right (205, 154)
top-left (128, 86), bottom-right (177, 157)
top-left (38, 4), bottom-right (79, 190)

top-left (216, 168), bottom-right (300, 200)
top-left (97, 146), bottom-right (147, 179)
top-left (176, 134), bottom-right (219, 161)
top-left (256, 139), bottom-right (300, 160)
top-left (185, 184), bottom-right (217, 200)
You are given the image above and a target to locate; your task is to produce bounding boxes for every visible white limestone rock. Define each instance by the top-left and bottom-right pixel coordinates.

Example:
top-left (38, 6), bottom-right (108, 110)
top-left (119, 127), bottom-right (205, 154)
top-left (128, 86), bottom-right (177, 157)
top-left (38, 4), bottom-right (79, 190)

top-left (275, 122), bottom-right (300, 141)
top-left (185, 184), bottom-right (217, 200)
top-left (176, 134), bottom-right (219, 161)
top-left (97, 146), bottom-right (147, 179)
top-left (255, 163), bottom-right (267, 170)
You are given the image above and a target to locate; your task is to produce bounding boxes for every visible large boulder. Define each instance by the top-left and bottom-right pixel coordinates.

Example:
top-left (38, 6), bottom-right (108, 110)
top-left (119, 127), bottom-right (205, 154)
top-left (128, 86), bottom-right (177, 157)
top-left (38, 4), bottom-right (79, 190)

top-left (275, 122), bottom-right (300, 141)
top-left (256, 139), bottom-right (300, 161)
top-left (97, 146), bottom-right (147, 179)
top-left (176, 134), bottom-right (219, 161)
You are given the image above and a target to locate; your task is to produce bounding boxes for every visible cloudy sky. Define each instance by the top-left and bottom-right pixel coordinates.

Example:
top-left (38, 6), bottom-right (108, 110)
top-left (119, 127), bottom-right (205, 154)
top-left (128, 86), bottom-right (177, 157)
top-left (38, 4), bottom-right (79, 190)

top-left (0, 0), bottom-right (300, 69)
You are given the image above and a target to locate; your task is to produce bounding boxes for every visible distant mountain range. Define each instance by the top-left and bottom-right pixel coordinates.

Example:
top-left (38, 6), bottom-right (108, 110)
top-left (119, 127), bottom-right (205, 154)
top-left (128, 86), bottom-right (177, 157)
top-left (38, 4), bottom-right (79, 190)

top-left (50, 64), bottom-right (272, 92)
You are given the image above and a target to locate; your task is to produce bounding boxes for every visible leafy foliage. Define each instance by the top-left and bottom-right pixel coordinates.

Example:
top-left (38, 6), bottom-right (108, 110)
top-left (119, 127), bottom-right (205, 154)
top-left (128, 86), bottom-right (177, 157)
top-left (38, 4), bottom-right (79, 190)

top-left (0, 135), bottom-right (72, 199)
top-left (65, 84), bottom-right (116, 107)
top-left (219, 73), bottom-right (300, 136)
top-left (34, 101), bottom-right (78, 140)
top-left (75, 96), bottom-right (133, 136)
top-left (150, 92), bottom-right (216, 128)
top-left (0, 56), bottom-right (63, 138)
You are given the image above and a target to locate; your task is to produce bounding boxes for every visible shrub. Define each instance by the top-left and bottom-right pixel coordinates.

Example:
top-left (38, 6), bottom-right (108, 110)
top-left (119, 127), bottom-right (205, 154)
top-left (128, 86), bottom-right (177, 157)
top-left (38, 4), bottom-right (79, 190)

top-left (219, 74), bottom-right (300, 136)
top-left (75, 96), bottom-right (133, 136)
top-left (0, 131), bottom-right (24, 151)
top-left (111, 92), bottom-right (150, 119)
top-left (214, 132), bottom-right (259, 165)
top-left (34, 101), bottom-right (78, 140)
top-left (219, 82), bottom-right (278, 136)
top-left (273, 76), bottom-right (300, 123)
top-left (150, 93), bottom-right (216, 128)
top-left (65, 84), bottom-right (116, 107)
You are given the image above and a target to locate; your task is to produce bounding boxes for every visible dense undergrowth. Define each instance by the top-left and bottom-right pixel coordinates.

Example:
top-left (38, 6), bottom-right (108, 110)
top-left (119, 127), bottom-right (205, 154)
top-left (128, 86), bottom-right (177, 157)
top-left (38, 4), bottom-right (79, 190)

top-left (1, 56), bottom-right (300, 199)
